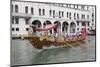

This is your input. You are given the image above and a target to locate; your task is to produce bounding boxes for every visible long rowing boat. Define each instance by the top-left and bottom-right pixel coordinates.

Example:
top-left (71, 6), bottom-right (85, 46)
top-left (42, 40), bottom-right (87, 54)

top-left (27, 23), bottom-right (87, 49)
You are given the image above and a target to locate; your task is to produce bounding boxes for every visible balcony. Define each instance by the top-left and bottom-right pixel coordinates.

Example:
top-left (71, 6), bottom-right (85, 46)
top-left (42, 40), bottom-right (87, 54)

top-left (12, 12), bottom-right (32, 18)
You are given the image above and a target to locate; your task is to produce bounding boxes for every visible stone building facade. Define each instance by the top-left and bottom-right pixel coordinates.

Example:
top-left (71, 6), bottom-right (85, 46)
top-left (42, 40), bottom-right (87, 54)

top-left (11, 0), bottom-right (95, 37)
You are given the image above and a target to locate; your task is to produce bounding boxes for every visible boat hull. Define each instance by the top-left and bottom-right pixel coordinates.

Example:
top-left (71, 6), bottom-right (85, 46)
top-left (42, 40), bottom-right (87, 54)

top-left (28, 37), bottom-right (85, 49)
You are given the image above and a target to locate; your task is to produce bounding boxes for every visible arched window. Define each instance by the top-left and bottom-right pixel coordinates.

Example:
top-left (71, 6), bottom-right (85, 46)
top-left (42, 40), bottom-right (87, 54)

top-left (25, 18), bottom-right (29, 24)
top-left (25, 6), bottom-right (28, 13)
top-left (43, 9), bottom-right (45, 15)
top-left (77, 13), bottom-right (79, 19)
top-left (62, 22), bottom-right (69, 32)
top-left (87, 15), bottom-right (89, 19)
top-left (70, 22), bottom-right (76, 33)
top-left (12, 5), bottom-right (13, 12)
top-left (59, 11), bottom-right (61, 18)
top-left (87, 6), bottom-right (89, 10)
top-left (67, 12), bottom-right (68, 18)
top-left (69, 12), bottom-right (71, 19)
top-left (15, 5), bottom-right (18, 12)
top-left (39, 8), bottom-right (41, 16)
top-left (73, 4), bottom-right (75, 8)
top-left (12, 16), bottom-right (14, 24)
top-left (53, 10), bottom-right (55, 18)
top-left (74, 13), bottom-right (76, 19)
top-left (81, 14), bottom-right (85, 19)
top-left (15, 17), bottom-right (19, 24)
top-left (81, 5), bottom-right (85, 10)
top-left (62, 11), bottom-right (64, 17)
top-left (49, 10), bottom-right (52, 16)
top-left (31, 7), bottom-right (34, 14)
top-left (77, 5), bottom-right (78, 9)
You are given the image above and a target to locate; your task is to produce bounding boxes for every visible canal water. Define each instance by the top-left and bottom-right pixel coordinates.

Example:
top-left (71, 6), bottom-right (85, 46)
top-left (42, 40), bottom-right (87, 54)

top-left (11, 36), bottom-right (96, 66)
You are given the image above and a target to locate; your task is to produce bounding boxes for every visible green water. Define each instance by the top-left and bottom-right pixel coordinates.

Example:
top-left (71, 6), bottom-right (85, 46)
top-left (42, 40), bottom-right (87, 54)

top-left (11, 36), bottom-right (96, 66)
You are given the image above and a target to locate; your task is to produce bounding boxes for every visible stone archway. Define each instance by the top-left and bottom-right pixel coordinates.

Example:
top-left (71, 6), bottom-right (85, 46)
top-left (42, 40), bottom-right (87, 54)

top-left (32, 20), bottom-right (42, 28)
top-left (62, 21), bottom-right (69, 33)
top-left (54, 21), bottom-right (61, 33)
top-left (43, 20), bottom-right (52, 34)
top-left (70, 22), bottom-right (76, 33)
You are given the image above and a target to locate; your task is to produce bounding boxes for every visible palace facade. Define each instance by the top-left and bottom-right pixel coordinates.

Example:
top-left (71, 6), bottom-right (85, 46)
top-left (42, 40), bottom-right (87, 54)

top-left (11, 0), bottom-right (95, 37)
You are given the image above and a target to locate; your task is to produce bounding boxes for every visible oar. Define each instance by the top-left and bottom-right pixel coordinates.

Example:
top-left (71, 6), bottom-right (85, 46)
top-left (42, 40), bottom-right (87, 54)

top-left (65, 42), bottom-right (74, 48)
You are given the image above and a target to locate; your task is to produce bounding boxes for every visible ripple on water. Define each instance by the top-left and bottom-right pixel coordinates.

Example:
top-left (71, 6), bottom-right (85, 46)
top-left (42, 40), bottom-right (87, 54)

top-left (11, 36), bottom-right (96, 65)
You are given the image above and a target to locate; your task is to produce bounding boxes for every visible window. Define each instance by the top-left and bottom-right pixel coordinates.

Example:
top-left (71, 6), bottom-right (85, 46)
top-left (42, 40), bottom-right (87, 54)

top-left (81, 14), bottom-right (85, 19)
top-left (92, 13), bottom-right (94, 22)
top-left (87, 15), bottom-right (89, 19)
top-left (39, 8), bottom-right (41, 16)
top-left (82, 28), bottom-right (84, 30)
top-left (77, 5), bottom-right (78, 9)
top-left (49, 10), bottom-right (52, 16)
top-left (12, 5), bottom-right (13, 12)
top-left (62, 11), bottom-right (64, 17)
top-left (25, 6), bottom-right (28, 13)
top-left (92, 13), bottom-right (94, 18)
top-left (77, 13), bottom-right (79, 19)
top-left (26, 28), bottom-right (29, 31)
top-left (87, 22), bottom-right (89, 26)
top-left (12, 28), bottom-right (14, 31)
top-left (74, 13), bottom-right (76, 19)
top-left (16, 28), bottom-right (19, 31)
top-left (25, 19), bottom-right (29, 24)
top-left (81, 14), bottom-right (83, 19)
top-left (73, 4), bottom-right (75, 8)
top-left (92, 23), bottom-right (94, 26)
top-left (15, 17), bottom-right (19, 24)
top-left (62, 27), bottom-right (64, 31)
top-left (31, 7), bottom-right (33, 14)
top-left (67, 12), bottom-right (68, 18)
top-left (83, 15), bottom-right (85, 19)
top-left (59, 11), bottom-right (61, 18)
top-left (92, 8), bottom-right (94, 12)
top-left (92, 13), bottom-right (94, 17)
top-left (66, 4), bottom-right (68, 7)
top-left (15, 5), bottom-right (18, 12)
top-left (88, 28), bottom-right (89, 30)
top-left (53, 10), bottom-right (55, 18)
top-left (69, 12), bottom-right (71, 19)
top-left (87, 6), bottom-right (89, 10)
top-left (77, 22), bottom-right (79, 26)
top-left (82, 22), bottom-right (85, 26)
top-left (77, 28), bottom-right (79, 31)
top-left (12, 17), bottom-right (14, 24)
top-left (81, 5), bottom-right (85, 10)
top-left (92, 19), bottom-right (94, 22)
top-left (43, 9), bottom-right (45, 15)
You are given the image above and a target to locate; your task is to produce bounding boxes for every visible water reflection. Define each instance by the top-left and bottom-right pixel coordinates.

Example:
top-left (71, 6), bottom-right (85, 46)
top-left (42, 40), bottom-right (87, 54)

top-left (32, 47), bottom-right (70, 64)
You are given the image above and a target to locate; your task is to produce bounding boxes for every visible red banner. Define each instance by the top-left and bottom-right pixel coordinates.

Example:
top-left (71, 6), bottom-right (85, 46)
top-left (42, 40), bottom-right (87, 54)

top-left (32, 23), bottom-right (58, 31)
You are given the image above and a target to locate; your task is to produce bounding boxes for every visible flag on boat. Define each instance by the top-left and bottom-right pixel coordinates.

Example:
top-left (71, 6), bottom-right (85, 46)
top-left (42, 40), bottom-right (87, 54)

top-left (81, 25), bottom-right (87, 39)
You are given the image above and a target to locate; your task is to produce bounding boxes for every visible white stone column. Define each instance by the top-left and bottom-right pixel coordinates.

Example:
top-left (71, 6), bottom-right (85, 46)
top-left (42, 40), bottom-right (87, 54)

top-left (79, 21), bottom-right (82, 31)
top-left (75, 26), bottom-right (77, 33)
top-left (41, 22), bottom-right (43, 28)
top-left (41, 21), bottom-right (44, 35)
top-left (68, 25), bottom-right (70, 35)
top-left (52, 29), bottom-right (54, 35)
top-left (60, 23), bottom-right (62, 33)
top-left (75, 23), bottom-right (77, 33)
